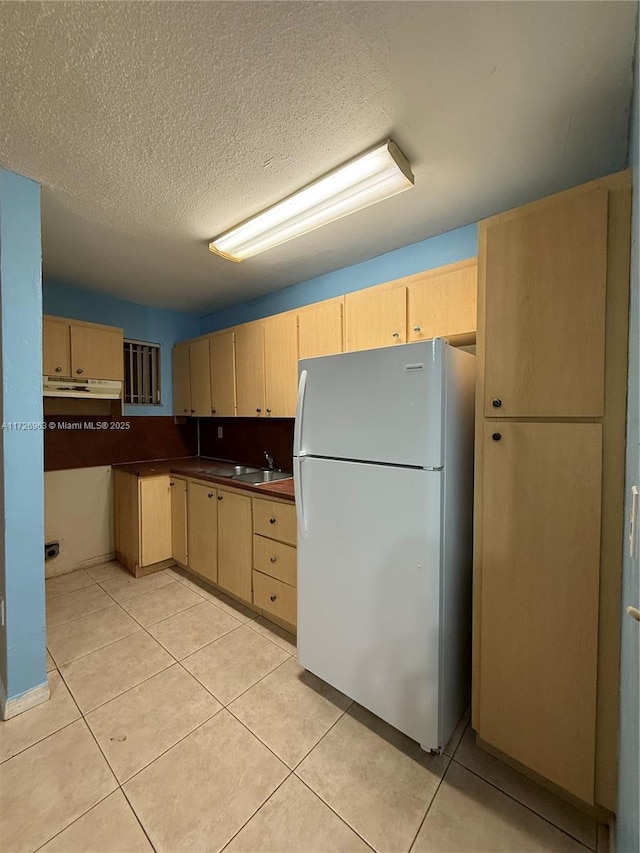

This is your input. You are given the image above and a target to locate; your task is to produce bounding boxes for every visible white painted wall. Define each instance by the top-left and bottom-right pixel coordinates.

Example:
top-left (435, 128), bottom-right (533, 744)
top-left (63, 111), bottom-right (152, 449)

top-left (44, 466), bottom-right (114, 577)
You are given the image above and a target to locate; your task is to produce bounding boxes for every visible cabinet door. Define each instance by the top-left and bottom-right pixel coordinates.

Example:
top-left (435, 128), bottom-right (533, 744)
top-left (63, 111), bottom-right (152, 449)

top-left (172, 343), bottom-right (192, 416)
top-left (264, 312), bottom-right (298, 417)
top-left (139, 476), bottom-right (172, 567)
top-left (345, 283), bottom-right (407, 351)
top-left (188, 482), bottom-right (218, 583)
top-left (170, 477), bottom-right (188, 565)
top-left (70, 324), bottom-right (124, 380)
top-left (298, 298), bottom-right (344, 359)
top-left (210, 331), bottom-right (236, 416)
top-left (477, 422), bottom-right (602, 804)
top-left (234, 322), bottom-right (265, 417)
top-left (482, 188), bottom-right (608, 418)
top-left (113, 469), bottom-right (139, 570)
top-left (189, 339), bottom-right (212, 417)
top-left (217, 489), bottom-right (252, 601)
top-left (407, 261), bottom-right (477, 342)
top-left (43, 318), bottom-right (71, 376)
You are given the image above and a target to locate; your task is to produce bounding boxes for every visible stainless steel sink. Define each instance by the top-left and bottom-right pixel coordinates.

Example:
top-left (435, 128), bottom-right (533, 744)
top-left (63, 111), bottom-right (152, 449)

top-left (194, 464), bottom-right (261, 478)
top-left (232, 470), bottom-right (292, 484)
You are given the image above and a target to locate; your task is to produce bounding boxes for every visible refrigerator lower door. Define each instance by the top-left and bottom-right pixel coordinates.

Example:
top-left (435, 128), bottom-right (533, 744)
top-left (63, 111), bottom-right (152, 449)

top-left (296, 456), bottom-right (443, 748)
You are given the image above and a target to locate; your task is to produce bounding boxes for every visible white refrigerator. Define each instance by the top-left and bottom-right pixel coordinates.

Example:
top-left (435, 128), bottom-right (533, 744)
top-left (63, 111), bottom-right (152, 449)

top-left (294, 338), bottom-right (475, 751)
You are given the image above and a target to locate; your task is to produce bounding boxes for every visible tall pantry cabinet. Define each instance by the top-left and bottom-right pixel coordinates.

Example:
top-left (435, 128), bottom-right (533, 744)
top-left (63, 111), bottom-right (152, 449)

top-left (472, 171), bottom-right (631, 811)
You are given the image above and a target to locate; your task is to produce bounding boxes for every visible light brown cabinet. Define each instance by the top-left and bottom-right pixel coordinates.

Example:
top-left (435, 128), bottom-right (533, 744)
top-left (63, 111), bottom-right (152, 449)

top-left (217, 489), bottom-right (253, 601)
top-left (252, 496), bottom-right (297, 629)
top-left (407, 259), bottom-right (477, 344)
top-left (345, 281), bottom-right (407, 351)
top-left (263, 311), bottom-right (298, 417)
top-left (114, 471), bottom-right (173, 577)
top-left (473, 171), bottom-right (631, 810)
top-left (172, 343), bottom-right (191, 416)
top-left (170, 477), bottom-right (188, 566)
top-left (234, 321), bottom-right (266, 417)
top-left (187, 481), bottom-right (218, 583)
top-left (172, 339), bottom-right (212, 416)
top-left (297, 297), bottom-right (344, 360)
top-left (43, 315), bottom-right (124, 380)
top-left (483, 189), bottom-right (608, 418)
top-left (209, 331), bottom-right (236, 416)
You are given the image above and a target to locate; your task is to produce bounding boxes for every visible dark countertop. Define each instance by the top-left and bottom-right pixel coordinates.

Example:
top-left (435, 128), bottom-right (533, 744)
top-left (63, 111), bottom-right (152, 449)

top-left (112, 456), bottom-right (295, 502)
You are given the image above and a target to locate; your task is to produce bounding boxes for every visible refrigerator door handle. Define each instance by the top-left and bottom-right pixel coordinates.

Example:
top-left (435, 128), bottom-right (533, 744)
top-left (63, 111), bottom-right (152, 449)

top-left (294, 454), bottom-right (307, 537)
top-left (293, 368), bottom-right (308, 459)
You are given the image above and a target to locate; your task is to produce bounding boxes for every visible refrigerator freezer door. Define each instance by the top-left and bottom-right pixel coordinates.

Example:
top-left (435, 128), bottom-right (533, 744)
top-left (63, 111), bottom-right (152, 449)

top-left (296, 339), bottom-right (446, 468)
top-left (296, 456), bottom-right (443, 748)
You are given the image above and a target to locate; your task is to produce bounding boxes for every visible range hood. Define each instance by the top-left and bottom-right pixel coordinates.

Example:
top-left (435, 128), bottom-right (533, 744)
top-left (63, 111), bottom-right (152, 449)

top-left (43, 376), bottom-right (123, 400)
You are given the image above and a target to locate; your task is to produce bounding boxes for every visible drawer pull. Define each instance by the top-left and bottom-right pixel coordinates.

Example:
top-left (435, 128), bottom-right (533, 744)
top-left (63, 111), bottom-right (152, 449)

top-left (208, 492), bottom-right (214, 498)
top-left (492, 398), bottom-right (503, 408)
top-left (270, 556), bottom-right (277, 563)
top-left (217, 495), bottom-right (223, 501)
top-left (55, 366), bottom-right (62, 372)
top-left (76, 368), bottom-right (84, 374)
top-left (413, 325), bottom-right (421, 333)
top-left (492, 432), bottom-right (502, 442)
top-left (270, 594), bottom-right (278, 602)
top-left (269, 517), bottom-right (276, 524)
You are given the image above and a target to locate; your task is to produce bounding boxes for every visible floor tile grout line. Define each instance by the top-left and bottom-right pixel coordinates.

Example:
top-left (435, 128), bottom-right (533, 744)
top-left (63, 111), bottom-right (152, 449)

top-left (218, 770), bottom-right (295, 853)
top-left (119, 780), bottom-right (159, 852)
top-left (215, 647), bottom-right (295, 708)
top-left (47, 600), bottom-right (118, 632)
top-left (448, 756), bottom-right (597, 851)
top-left (405, 753), bottom-right (453, 853)
top-left (292, 772), bottom-right (378, 853)
top-left (31, 788), bottom-right (122, 853)
top-left (0, 714), bottom-right (83, 767)
top-left (117, 703), bottom-right (225, 788)
top-left (48, 623), bottom-right (144, 670)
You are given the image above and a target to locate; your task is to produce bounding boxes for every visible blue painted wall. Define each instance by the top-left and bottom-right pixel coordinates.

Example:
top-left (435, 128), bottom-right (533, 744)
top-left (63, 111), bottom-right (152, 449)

top-left (617, 13), bottom-right (640, 853)
top-left (43, 280), bottom-right (200, 416)
top-left (0, 169), bottom-right (47, 704)
top-left (200, 224), bottom-right (478, 333)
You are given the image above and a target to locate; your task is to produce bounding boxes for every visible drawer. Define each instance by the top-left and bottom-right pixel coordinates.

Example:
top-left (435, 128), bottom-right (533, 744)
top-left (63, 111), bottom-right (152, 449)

top-left (253, 498), bottom-right (297, 545)
top-left (253, 535), bottom-right (297, 586)
top-left (253, 571), bottom-right (296, 627)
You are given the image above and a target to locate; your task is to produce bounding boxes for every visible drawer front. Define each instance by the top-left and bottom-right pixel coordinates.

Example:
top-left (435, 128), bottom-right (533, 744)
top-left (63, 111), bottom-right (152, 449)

top-left (253, 535), bottom-right (297, 586)
top-left (253, 499), bottom-right (297, 545)
top-left (253, 571), bottom-right (296, 627)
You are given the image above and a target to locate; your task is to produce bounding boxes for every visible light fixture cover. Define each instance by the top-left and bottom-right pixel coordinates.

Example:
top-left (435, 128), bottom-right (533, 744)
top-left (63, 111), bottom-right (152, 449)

top-left (209, 140), bottom-right (414, 262)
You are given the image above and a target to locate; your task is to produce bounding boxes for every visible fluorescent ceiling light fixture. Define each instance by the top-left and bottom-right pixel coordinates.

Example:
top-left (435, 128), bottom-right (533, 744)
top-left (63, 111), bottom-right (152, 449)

top-left (209, 140), bottom-right (414, 262)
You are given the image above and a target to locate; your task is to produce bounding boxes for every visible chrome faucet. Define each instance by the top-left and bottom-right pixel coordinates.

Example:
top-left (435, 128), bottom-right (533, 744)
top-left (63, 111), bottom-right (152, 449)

top-left (264, 451), bottom-right (275, 470)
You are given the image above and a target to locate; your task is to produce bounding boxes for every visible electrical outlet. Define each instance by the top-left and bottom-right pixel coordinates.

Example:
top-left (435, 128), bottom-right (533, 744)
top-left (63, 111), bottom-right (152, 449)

top-left (217, 426), bottom-right (223, 439)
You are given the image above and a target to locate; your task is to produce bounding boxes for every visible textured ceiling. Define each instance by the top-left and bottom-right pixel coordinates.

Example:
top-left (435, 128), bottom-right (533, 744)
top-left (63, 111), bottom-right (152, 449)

top-left (0, 1), bottom-right (636, 313)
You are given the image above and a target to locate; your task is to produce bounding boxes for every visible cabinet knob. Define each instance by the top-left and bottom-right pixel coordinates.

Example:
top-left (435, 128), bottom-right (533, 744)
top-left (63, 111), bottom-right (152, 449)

top-left (208, 492), bottom-right (213, 498)
top-left (492, 432), bottom-right (502, 442)
top-left (266, 408), bottom-right (272, 414)
top-left (211, 408), bottom-right (216, 414)
top-left (492, 398), bottom-right (503, 408)
top-left (270, 556), bottom-right (277, 563)
top-left (169, 481), bottom-right (174, 486)
top-left (76, 368), bottom-right (83, 375)
top-left (55, 366), bottom-right (62, 372)
top-left (269, 517), bottom-right (276, 524)
top-left (413, 326), bottom-right (421, 333)
top-left (256, 408), bottom-right (262, 413)
top-left (191, 409), bottom-right (195, 413)
top-left (392, 331), bottom-right (400, 339)
top-left (270, 594), bottom-right (278, 602)
top-left (183, 408), bottom-right (188, 413)
top-left (217, 495), bottom-right (223, 501)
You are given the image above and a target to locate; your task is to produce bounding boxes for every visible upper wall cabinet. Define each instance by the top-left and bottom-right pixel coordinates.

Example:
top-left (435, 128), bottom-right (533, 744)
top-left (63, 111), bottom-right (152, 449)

top-left (298, 297), bottom-right (344, 360)
top-left (172, 338), bottom-right (213, 416)
top-left (345, 281), bottom-right (407, 351)
top-left (43, 315), bottom-right (124, 381)
top-left (235, 320), bottom-right (266, 417)
top-left (172, 342), bottom-right (192, 416)
top-left (407, 259), bottom-right (477, 343)
top-left (482, 189), bottom-right (608, 418)
top-left (263, 311), bottom-right (298, 417)
top-left (209, 330), bottom-right (236, 417)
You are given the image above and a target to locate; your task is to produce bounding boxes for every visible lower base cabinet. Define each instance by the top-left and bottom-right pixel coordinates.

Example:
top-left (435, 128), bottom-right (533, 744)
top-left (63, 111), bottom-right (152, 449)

top-left (114, 470), bottom-right (173, 577)
top-left (169, 476), bottom-right (297, 631)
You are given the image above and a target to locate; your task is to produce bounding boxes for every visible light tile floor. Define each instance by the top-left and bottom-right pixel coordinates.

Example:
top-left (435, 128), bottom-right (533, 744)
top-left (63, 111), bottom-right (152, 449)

top-left (0, 562), bottom-right (609, 853)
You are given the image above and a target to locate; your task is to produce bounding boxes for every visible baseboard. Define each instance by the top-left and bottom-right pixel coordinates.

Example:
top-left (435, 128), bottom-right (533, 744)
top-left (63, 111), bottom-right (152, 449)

top-left (79, 552), bottom-right (116, 570)
top-left (1, 678), bottom-right (50, 720)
